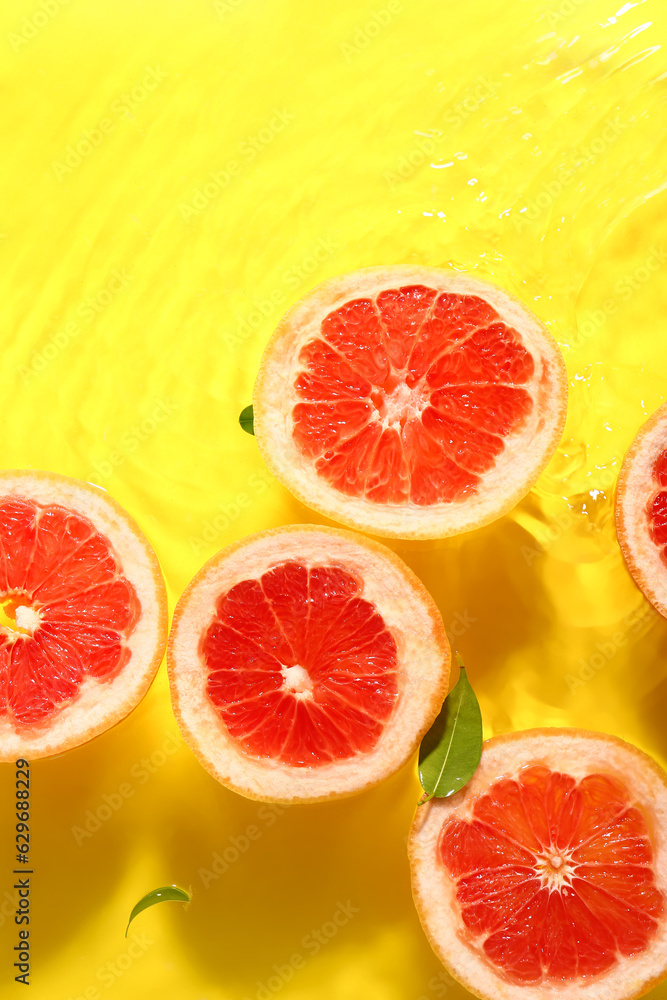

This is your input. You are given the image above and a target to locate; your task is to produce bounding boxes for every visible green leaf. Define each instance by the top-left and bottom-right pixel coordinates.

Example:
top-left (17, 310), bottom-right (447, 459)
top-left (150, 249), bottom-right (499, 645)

top-left (125, 885), bottom-right (190, 936)
top-left (239, 404), bottom-right (254, 435)
top-left (418, 653), bottom-right (483, 802)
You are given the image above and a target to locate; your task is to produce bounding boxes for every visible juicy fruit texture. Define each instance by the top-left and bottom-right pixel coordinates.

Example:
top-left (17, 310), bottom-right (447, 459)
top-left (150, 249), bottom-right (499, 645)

top-left (439, 765), bottom-right (663, 985)
top-left (0, 497), bottom-right (139, 725)
top-left (647, 448), bottom-right (667, 564)
top-left (292, 286), bottom-right (535, 506)
top-left (202, 560), bottom-right (399, 766)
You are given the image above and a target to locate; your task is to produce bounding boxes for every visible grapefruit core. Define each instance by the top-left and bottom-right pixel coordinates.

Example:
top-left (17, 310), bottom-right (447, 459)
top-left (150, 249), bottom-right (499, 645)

top-left (254, 267), bottom-right (568, 539)
top-left (167, 525), bottom-right (450, 802)
top-left (0, 471), bottom-right (167, 761)
top-left (410, 729), bottom-right (667, 1000)
top-left (616, 402), bottom-right (667, 617)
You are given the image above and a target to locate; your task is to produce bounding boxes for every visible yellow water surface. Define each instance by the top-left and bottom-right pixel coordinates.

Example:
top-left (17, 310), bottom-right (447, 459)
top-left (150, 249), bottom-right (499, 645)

top-left (1, 0), bottom-right (667, 997)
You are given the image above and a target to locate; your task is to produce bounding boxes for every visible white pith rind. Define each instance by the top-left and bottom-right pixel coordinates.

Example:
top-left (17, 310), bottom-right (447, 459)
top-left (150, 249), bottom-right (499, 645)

top-left (254, 266), bottom-right (568, 540)
top-left (409, 729), bottom-right (667, 1000)
top-left (616, 403), bottom-right (667, 618)
top-left (168, 524), bottom-right (450, 803)
top-left (0, 470), bottom-right (168, 761)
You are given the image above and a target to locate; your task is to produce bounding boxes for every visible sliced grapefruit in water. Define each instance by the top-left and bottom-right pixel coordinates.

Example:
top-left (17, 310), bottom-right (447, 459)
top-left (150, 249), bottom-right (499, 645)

top-left (617, 401), bottom-right (667, 617)
top-left (0, 471), bottom-right (167, 760)
top-left (168, 525), bottom-right (450, 802)
top-left (254, 267), bottom-right (568, 539)
top-left (410, 729), bottom-right (667, 1000)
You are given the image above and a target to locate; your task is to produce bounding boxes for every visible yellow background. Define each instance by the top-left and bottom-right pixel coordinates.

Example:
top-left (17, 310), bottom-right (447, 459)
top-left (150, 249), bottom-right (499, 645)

top-left (1, 0), bottom-right (667, 997)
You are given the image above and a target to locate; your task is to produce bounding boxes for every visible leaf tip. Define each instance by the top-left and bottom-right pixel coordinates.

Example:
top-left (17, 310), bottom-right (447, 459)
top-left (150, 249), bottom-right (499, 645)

top-left (455, 651), bottom-right (465, 669)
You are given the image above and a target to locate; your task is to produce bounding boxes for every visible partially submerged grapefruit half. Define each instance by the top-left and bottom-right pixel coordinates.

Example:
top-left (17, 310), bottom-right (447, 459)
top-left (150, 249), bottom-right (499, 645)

top-left (616, 401), bottom-right (667, 617)
top-left (168, 525), bottom-right (450, 802)
top-left (254, 267), bottom-right (568, 539)
top-left (0, 471), bottom-right (167, 760)
top-left (410, 729), bottom-right (667, 1000)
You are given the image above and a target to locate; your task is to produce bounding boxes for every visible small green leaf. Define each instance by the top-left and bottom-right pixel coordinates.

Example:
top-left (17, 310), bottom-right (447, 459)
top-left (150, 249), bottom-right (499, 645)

top-left (239, 404), bottom-right (254, 435)
top-left (125, 885), bottom-right (190, 936)
top-left (418, 654), bottom-right (483, 801)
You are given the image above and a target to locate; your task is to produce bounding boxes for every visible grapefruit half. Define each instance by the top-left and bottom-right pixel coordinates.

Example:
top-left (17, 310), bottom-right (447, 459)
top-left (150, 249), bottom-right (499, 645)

top-left (616, 402), bottom-right (667, 617)
top-left (254, 266), bottom-right (568, 539)
top-left (410, 729), bottom-right (667, 1000)
top-left (0, 470), bottom-right (167, 760)
top-left (168, 525), bottom-right (450, 802)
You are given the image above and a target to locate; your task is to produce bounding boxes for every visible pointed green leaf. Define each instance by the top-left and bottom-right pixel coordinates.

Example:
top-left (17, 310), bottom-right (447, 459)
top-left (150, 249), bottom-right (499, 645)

top-left (418, 656), bottom-right (483, 801)
top-left (125, 885), bottom-right (190, 936)
top-left (239, 404), bottom-right (254, 435)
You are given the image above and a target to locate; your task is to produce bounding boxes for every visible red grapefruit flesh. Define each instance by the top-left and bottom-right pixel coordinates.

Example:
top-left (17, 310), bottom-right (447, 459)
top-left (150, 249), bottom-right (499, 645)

top-left (440, 767), bottom-right (661, 982)
top-left (410, 730), bottom-right (667, 1000)
top-left (0, 471), bottom-right (167, 760)
top-left (254, 267), bottom-right (567, 539)
top-left (616, 402), bottom-right (667, 617)
top-left (203, 561), bottom-right (398, 767)
top-left (168, 525), bottom-right (450, 802)
top-left (647, 448), bottom-right (667, 564)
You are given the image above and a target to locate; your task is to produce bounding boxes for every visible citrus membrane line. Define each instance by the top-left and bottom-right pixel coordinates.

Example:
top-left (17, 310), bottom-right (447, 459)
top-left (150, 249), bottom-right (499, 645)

top-left (307, 293), bottom-right (524, 399)
top-left (315, 312), bottom-right (490, 390)
top-left (213, 567), bottom-right (381, 669)
top-left (434, 757), bottom-right (664, 985)
top-left (468, 799), bottom-right (633, 858)
top-left (202, 558), bottom-right (400, 768)
top-left (287, 285), bottom-right (539, 508)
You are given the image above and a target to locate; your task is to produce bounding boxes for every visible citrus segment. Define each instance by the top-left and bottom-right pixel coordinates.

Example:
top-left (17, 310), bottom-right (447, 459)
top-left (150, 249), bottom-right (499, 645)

top-left (255, 267), bottom-right (567, 538)
top-left (0, 471), bottom-right (167, 761)
top-left (168, 525), bottom-right (449, 802)
top-left (410, 729), bottom-right (667, 1000)
top-left (617, 402), bottom-right (667, 617)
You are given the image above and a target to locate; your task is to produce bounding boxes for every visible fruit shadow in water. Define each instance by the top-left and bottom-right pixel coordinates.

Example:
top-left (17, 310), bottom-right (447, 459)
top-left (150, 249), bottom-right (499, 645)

top-left (159, 749), bottom-right (434, 996)
top-left (26, 692), bottom-right (164, 962)
top-left (267, 487), bottom-right (551, 710)
top-left (636, 621), bottom-right (667, 762)
top-left (394, 507), bottom-right (552, 701)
